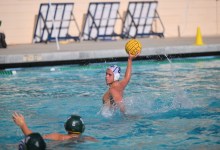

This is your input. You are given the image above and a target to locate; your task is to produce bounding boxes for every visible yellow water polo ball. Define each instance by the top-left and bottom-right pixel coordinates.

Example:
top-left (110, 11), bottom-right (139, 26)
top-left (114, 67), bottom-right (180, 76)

top-left (125, 39), bottom-right (142, 56)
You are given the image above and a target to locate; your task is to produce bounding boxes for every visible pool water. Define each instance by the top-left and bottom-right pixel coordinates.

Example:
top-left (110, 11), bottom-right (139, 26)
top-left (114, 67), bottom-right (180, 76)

top-left (0, 56), bottom-right (220, 149)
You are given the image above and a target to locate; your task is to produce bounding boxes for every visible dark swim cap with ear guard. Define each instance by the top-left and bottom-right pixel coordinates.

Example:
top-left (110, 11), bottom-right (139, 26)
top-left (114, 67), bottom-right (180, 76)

top-left (18, 133), bottom-right (46, 150)
top-left (64, 115), bottom-right (85, 134)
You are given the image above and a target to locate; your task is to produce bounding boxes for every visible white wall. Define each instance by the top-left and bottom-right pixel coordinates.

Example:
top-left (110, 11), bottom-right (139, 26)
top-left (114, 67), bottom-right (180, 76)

top-left (0, 0), bottom-right (219, 44)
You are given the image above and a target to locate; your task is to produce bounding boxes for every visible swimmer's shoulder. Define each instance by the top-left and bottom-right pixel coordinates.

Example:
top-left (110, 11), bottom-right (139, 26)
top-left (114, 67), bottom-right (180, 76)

top-left (109, 84), bottom-right (123, 93)
top-left (82, 135), bottom-right (98, 142)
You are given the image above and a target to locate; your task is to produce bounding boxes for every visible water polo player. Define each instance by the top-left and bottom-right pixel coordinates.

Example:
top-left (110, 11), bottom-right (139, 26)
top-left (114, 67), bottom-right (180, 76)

top-left (102, 53), bottom-right (139, 114)
top-left (12, 112), bottom-right (97, 142)
top-left (18, 133), bottom-right (46, 150)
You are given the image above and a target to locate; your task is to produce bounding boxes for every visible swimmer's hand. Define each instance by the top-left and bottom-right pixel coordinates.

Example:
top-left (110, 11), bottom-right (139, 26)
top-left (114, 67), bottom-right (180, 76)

top-left (12, 112), bottom-right (26, 127)
top-left (128, 52), bottom-right (140, 60)
top-left (12, 112), bottom-right (32, 135)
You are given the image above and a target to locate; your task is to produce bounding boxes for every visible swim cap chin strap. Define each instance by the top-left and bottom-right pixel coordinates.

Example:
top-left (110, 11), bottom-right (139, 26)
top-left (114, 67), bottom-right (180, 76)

top-left (108, 65), bottom-right (121, 81)
top-left (68, 130), bottom-right (81, 134)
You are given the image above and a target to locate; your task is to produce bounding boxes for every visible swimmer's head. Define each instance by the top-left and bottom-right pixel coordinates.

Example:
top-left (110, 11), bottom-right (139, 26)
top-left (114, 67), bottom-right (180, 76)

top-left (107, 65), bottom-right (121, 81)
top-left (18, 133), bottom-right (46, 150)
top-left (64, 115), bottom-right (85, 134)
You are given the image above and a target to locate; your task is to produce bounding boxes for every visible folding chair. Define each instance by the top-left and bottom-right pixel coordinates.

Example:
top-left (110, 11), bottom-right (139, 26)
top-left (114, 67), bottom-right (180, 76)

top-left (81, 2), bottom-right (122, 41)
top-left (33, 3), bottom-right (80, 43)
top-left (121, 1), bottom-right (165, 39)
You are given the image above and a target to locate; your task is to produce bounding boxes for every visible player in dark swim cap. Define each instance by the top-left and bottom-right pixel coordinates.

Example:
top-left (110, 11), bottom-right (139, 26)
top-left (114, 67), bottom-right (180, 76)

top-left (103, 53), bottom-right (139, 114)
top-left (12, 112), bottom-right (97, 142)
top-left (64, 115), bottom-right (85, 134)
top-left (18, 133), bottom-right (46, 150)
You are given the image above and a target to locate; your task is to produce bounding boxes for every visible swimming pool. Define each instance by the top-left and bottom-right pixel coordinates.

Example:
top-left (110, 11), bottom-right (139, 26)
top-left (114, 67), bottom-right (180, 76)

top-left (0, 56), bottom-right (220, 149)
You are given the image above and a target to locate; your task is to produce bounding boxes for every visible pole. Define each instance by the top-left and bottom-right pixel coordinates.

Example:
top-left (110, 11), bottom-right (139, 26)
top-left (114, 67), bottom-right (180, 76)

top-left (49, 0), bottom-right (60, 50)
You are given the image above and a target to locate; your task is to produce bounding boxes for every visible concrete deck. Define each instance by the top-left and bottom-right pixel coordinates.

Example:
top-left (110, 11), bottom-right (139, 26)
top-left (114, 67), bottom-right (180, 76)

top-left (0, 36), bottom-right (220, 69)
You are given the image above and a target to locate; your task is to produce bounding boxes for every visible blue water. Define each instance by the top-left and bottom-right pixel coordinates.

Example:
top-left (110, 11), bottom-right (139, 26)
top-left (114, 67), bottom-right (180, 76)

top-left (0, 56), bottom-right (220, 150)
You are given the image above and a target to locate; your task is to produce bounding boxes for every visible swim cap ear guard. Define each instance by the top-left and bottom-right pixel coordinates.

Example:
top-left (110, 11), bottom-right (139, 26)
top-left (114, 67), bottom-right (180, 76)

top-left (18, 139), bottom-right (26, 150)
top-left (64, 115), bottom-right (85, 134)
top-left (108, 65), bottom-right (121, 81)
top-left (19, 133), bottom-right (46, 150)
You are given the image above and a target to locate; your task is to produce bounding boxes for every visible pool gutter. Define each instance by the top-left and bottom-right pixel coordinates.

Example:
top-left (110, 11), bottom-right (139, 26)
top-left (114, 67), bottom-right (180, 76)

top-left (0, 38), bottom-right (220, 69)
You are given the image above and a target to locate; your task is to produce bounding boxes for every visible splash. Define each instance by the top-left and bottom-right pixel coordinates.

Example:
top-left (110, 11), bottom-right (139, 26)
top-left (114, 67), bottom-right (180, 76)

top-left (124, 92), bottom-right (194, 116)
top-left (164, 53), bottom-right (194, 109)
top-left (98, 105), bottom-right (115, 118)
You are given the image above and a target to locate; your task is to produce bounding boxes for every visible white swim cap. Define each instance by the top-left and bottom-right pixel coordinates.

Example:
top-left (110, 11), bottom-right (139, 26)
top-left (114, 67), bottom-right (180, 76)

top-left (108, 65), bottom-right (121, 81)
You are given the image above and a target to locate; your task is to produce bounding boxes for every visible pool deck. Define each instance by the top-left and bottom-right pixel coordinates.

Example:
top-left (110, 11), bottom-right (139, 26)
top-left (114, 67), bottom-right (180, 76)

top-left (0, 36), bottom-right (220, 69)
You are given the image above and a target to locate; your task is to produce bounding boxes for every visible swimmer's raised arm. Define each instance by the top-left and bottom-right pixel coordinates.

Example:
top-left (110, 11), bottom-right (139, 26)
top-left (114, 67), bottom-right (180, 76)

top-left (12, 112), bottom-right (32, 136)
top-left (121, 54), bottom-right (139, 88)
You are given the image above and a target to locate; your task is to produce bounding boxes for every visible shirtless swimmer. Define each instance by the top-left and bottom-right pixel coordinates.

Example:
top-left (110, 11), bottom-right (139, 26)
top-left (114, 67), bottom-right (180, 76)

top-left (102, 53), bottom-right (139, 114)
